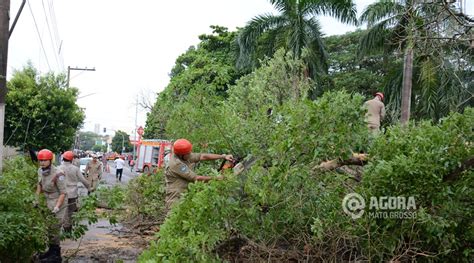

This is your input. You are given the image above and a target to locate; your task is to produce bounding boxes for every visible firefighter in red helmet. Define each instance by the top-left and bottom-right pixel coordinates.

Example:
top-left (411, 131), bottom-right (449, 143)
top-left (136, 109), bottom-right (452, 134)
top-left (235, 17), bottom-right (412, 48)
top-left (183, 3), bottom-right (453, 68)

top-left (59, 150), bottom-right (90, 233)
top-left (164, 139), bottom-right (234, 214)
top-left (35, 149), bottom-right (67, 262)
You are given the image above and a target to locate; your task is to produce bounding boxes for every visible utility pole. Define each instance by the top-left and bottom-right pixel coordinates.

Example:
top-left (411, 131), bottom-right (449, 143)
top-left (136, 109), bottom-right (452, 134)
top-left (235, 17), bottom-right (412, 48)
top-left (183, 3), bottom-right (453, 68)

top-left (0, 0), bottom-right (11, 175)
top-left (67, 66), bottom-right (95, 87)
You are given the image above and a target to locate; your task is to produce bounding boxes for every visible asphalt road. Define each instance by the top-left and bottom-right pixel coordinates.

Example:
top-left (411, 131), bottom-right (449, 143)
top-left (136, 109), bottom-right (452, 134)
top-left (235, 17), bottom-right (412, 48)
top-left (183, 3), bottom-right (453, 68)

top-left (102, 160), bottom-right (137, 185)
top-left (76, 160), bottom-right (138, 196)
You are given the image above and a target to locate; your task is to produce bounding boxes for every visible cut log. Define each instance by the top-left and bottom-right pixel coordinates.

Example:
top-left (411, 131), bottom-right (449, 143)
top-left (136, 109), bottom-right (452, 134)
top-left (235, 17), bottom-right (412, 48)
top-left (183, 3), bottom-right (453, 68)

top-left (317, 153), bottom-right (368, 171)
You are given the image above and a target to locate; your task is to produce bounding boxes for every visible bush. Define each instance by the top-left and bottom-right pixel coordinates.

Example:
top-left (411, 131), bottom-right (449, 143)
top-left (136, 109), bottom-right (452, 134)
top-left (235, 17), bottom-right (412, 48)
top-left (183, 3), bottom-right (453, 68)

top-left (353, 108), bottom-right (474, 261)
top-left (0, 157), bottom-right (48, 262)
top-left (125, 172), bottom-right (167, 222)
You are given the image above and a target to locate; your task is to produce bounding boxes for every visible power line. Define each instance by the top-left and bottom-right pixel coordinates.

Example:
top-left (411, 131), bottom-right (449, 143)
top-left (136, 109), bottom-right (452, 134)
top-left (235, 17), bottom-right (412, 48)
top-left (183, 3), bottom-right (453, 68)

top-left (41, 0), bottom-right (61, 71)
top-left (47, 0), bottom-right (64, 70)
top-left (27, 0), bottom-right (51, 71)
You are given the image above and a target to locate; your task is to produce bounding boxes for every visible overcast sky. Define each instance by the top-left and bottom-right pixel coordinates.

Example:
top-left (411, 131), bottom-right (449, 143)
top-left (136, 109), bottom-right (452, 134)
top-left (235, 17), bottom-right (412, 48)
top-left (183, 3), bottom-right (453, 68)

top-left (7, 0), bottom-right (473, 139)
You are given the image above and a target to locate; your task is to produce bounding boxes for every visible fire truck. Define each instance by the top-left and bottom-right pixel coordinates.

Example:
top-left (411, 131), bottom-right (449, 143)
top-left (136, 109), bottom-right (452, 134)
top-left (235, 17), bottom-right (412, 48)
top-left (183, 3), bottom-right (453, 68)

top-left (136, 139), bottom-right (172, 174)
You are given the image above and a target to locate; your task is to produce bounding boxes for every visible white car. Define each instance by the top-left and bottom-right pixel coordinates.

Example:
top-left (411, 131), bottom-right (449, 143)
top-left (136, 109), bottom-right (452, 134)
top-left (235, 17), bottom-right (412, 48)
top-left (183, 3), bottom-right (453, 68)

top-left (79, 157), bottom-right (92, 175)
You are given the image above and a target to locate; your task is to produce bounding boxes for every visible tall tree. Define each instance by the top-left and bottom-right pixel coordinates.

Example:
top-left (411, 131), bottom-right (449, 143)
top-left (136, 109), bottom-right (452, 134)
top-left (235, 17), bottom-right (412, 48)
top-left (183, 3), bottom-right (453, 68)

top-left (77, 131), bottom-right (101, 151)
top-left (237, 0), bottom-right (357, 81)
top-left (5, 64), bottom-right (85, 152)
top-left (111, 130), bottom-right (132, 153)
top-left (145, 26), bottom-right (243, 139)
top-left (324, 29), bottom-right (389, 95)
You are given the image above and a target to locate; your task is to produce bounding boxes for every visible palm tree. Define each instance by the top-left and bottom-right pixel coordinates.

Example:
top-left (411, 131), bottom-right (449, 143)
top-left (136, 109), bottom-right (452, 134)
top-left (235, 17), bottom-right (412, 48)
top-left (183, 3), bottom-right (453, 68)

top-left (237, 0), bottom-right (357, 80)
top-left (359, 0), bottom-right (472, 124)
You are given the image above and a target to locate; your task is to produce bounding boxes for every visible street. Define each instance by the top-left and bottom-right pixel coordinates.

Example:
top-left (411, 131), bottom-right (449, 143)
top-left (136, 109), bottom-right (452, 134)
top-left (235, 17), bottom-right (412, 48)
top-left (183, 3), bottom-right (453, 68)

top-left (62, 161), bottom-right (148, 262)
top-left (101, 160), bottom-right (137, 186)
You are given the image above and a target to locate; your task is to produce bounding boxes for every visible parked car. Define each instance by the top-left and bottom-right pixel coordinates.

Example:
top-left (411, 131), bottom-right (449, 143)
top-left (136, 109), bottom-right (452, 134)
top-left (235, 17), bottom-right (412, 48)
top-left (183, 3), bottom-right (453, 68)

top-left (79, 157), bottom-right (92, 175)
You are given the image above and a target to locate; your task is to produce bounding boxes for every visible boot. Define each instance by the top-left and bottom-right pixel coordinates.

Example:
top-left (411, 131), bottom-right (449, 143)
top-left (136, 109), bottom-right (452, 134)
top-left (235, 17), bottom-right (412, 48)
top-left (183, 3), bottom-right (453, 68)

top-left (40, 244), bottom-right (62, 262)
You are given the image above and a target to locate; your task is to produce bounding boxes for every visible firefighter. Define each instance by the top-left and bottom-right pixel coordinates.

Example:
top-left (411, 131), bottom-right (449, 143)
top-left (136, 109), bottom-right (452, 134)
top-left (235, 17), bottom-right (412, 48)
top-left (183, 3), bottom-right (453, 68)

top-left (35, 149), bottom-right (67, 262)
top-left (165, 139), bottom-right (234, 214)
top-left (59, 151), bottom-right (90, 232)
top-left (85, 154), bottom-right (103, 193)
top-left (72, 153), bottom-right (80, 168)
top-left (364, 92), bottom-right (386, 135)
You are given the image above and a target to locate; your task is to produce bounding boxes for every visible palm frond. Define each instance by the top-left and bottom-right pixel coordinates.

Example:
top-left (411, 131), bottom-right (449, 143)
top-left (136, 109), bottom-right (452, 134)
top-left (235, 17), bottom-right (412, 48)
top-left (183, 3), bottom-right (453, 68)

top-left (305, 0), bottom-right (358, 25)
top-left (304, 17), bottom-right (328, 72)
top-left (358, 20), bottom-right (391, 57)
top-left (359, 0), bottom-right (404, 26)
top-left (288, 16), bottom-right (307, 58)
top-left (269, 0), bottom-right (294, 13)
top-left (237, 14), bottom-right (288, 69)
top-left (417, 57), bottom-right (439, 120)
top-left (384, 66), bottom-right (404, 123)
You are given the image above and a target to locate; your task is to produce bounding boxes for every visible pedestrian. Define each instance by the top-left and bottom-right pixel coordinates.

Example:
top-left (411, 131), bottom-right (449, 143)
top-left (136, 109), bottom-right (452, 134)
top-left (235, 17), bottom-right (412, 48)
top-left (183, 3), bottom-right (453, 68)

top-left (85, 154), bottom-right (103, 193)
top-left (364, 92), bottom-right (386, 135)
top-left (129, 159), bottom-right (135, 172)
top-left (59, 151), bottom-right (90, 233)
top-left (35, 149), bottom-right (67, 262)
top-left (165, 138), bottom-right (234, 214)
top-left (114, 156), bottom-right (125, 182)
top-left (101, 155), bottom-right (108, 172)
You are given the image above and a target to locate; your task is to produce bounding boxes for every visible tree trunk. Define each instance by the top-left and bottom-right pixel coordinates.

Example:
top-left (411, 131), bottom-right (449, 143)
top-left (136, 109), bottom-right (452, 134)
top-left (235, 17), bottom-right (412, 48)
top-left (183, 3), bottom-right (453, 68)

top-left (0, 0), bottom-right (11, 175)
top-left (400, 47), bottom-right (414, 125)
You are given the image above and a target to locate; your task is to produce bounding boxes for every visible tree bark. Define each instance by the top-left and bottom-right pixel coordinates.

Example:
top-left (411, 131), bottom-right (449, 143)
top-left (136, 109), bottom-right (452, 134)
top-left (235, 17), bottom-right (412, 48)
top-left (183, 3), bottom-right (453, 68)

top-left (0, 0), bottom-right (11, 175)
top-left (400, 47), bottom-right (414, 125)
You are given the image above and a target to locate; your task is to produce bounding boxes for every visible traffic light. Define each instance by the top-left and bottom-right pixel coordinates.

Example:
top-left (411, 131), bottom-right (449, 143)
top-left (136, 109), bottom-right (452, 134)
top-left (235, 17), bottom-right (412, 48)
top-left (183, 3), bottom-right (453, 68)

top-left (103, 127), bottom-right (106, 133)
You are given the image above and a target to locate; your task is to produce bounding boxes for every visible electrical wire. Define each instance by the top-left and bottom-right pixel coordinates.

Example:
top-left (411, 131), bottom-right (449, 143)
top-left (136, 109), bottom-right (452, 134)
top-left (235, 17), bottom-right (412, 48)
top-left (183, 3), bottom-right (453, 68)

top-left (27, 0), bottom-right (52, 72)
top-left (41, 0), bottom-right (62, 71)
top-left (48, 0), bottom-right (65, 70)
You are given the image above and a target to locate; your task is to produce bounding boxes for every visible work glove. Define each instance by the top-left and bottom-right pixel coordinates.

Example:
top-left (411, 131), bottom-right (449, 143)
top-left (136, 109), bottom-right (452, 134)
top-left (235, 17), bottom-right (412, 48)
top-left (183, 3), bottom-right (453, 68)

top-left (52, 206), bottom-right (60, 213)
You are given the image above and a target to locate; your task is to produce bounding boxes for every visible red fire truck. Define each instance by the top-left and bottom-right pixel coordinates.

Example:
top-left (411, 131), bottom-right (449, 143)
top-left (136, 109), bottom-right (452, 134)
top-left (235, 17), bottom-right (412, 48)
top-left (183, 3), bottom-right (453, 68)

top-left (136, 139), bottom-right (172, 174)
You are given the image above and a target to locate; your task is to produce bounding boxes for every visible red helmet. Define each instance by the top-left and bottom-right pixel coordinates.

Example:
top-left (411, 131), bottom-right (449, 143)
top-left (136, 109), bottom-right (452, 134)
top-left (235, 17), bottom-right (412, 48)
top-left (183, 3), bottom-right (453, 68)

top-left (38, 149), bottom-right (54, 160)
top-left (375, 92), bottom-right (384, 101)
top-left (62, 151), bottom-right (74, 161)
top-left (173, 139), bottom-right (192, 155)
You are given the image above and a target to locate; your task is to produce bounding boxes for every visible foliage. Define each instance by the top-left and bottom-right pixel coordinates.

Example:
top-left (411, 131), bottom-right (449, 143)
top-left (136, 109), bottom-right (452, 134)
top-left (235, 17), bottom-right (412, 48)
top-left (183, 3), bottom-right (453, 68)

top-left (144, 26), bottom-right (244, 139)
top-left (139, 33), bottom-right (474, 261)
top-left (5, 64), bottom-right (85, 152)
top-left (236, 0), bottom-right (357, 83)
top-left (359, 1), bottom-right (473, 123)
top-left (125, 172), bottom-right (166, 222)
top-left (94, 186), bottom-right (127, 224)
top-left (354, 108), bottom-right (474, 261)
top-left (324, 30), bottom-right (387, 95)
top-left (140, 52), bottom-right (371, 261)
top-left (64, 194), bottom-right (99, 240)
top-left (77, 131), bottom-right (102, 151)
top-left (0, 157), bottom-right (48, 261)
top-left (140, 174), bottom-right (241, 262)
top-left (0, 156), bottom-right (101, 260)
top-left (91, 144), bottom-right (107, 153)
top-left (111, 130), bottom-right (132, 153)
